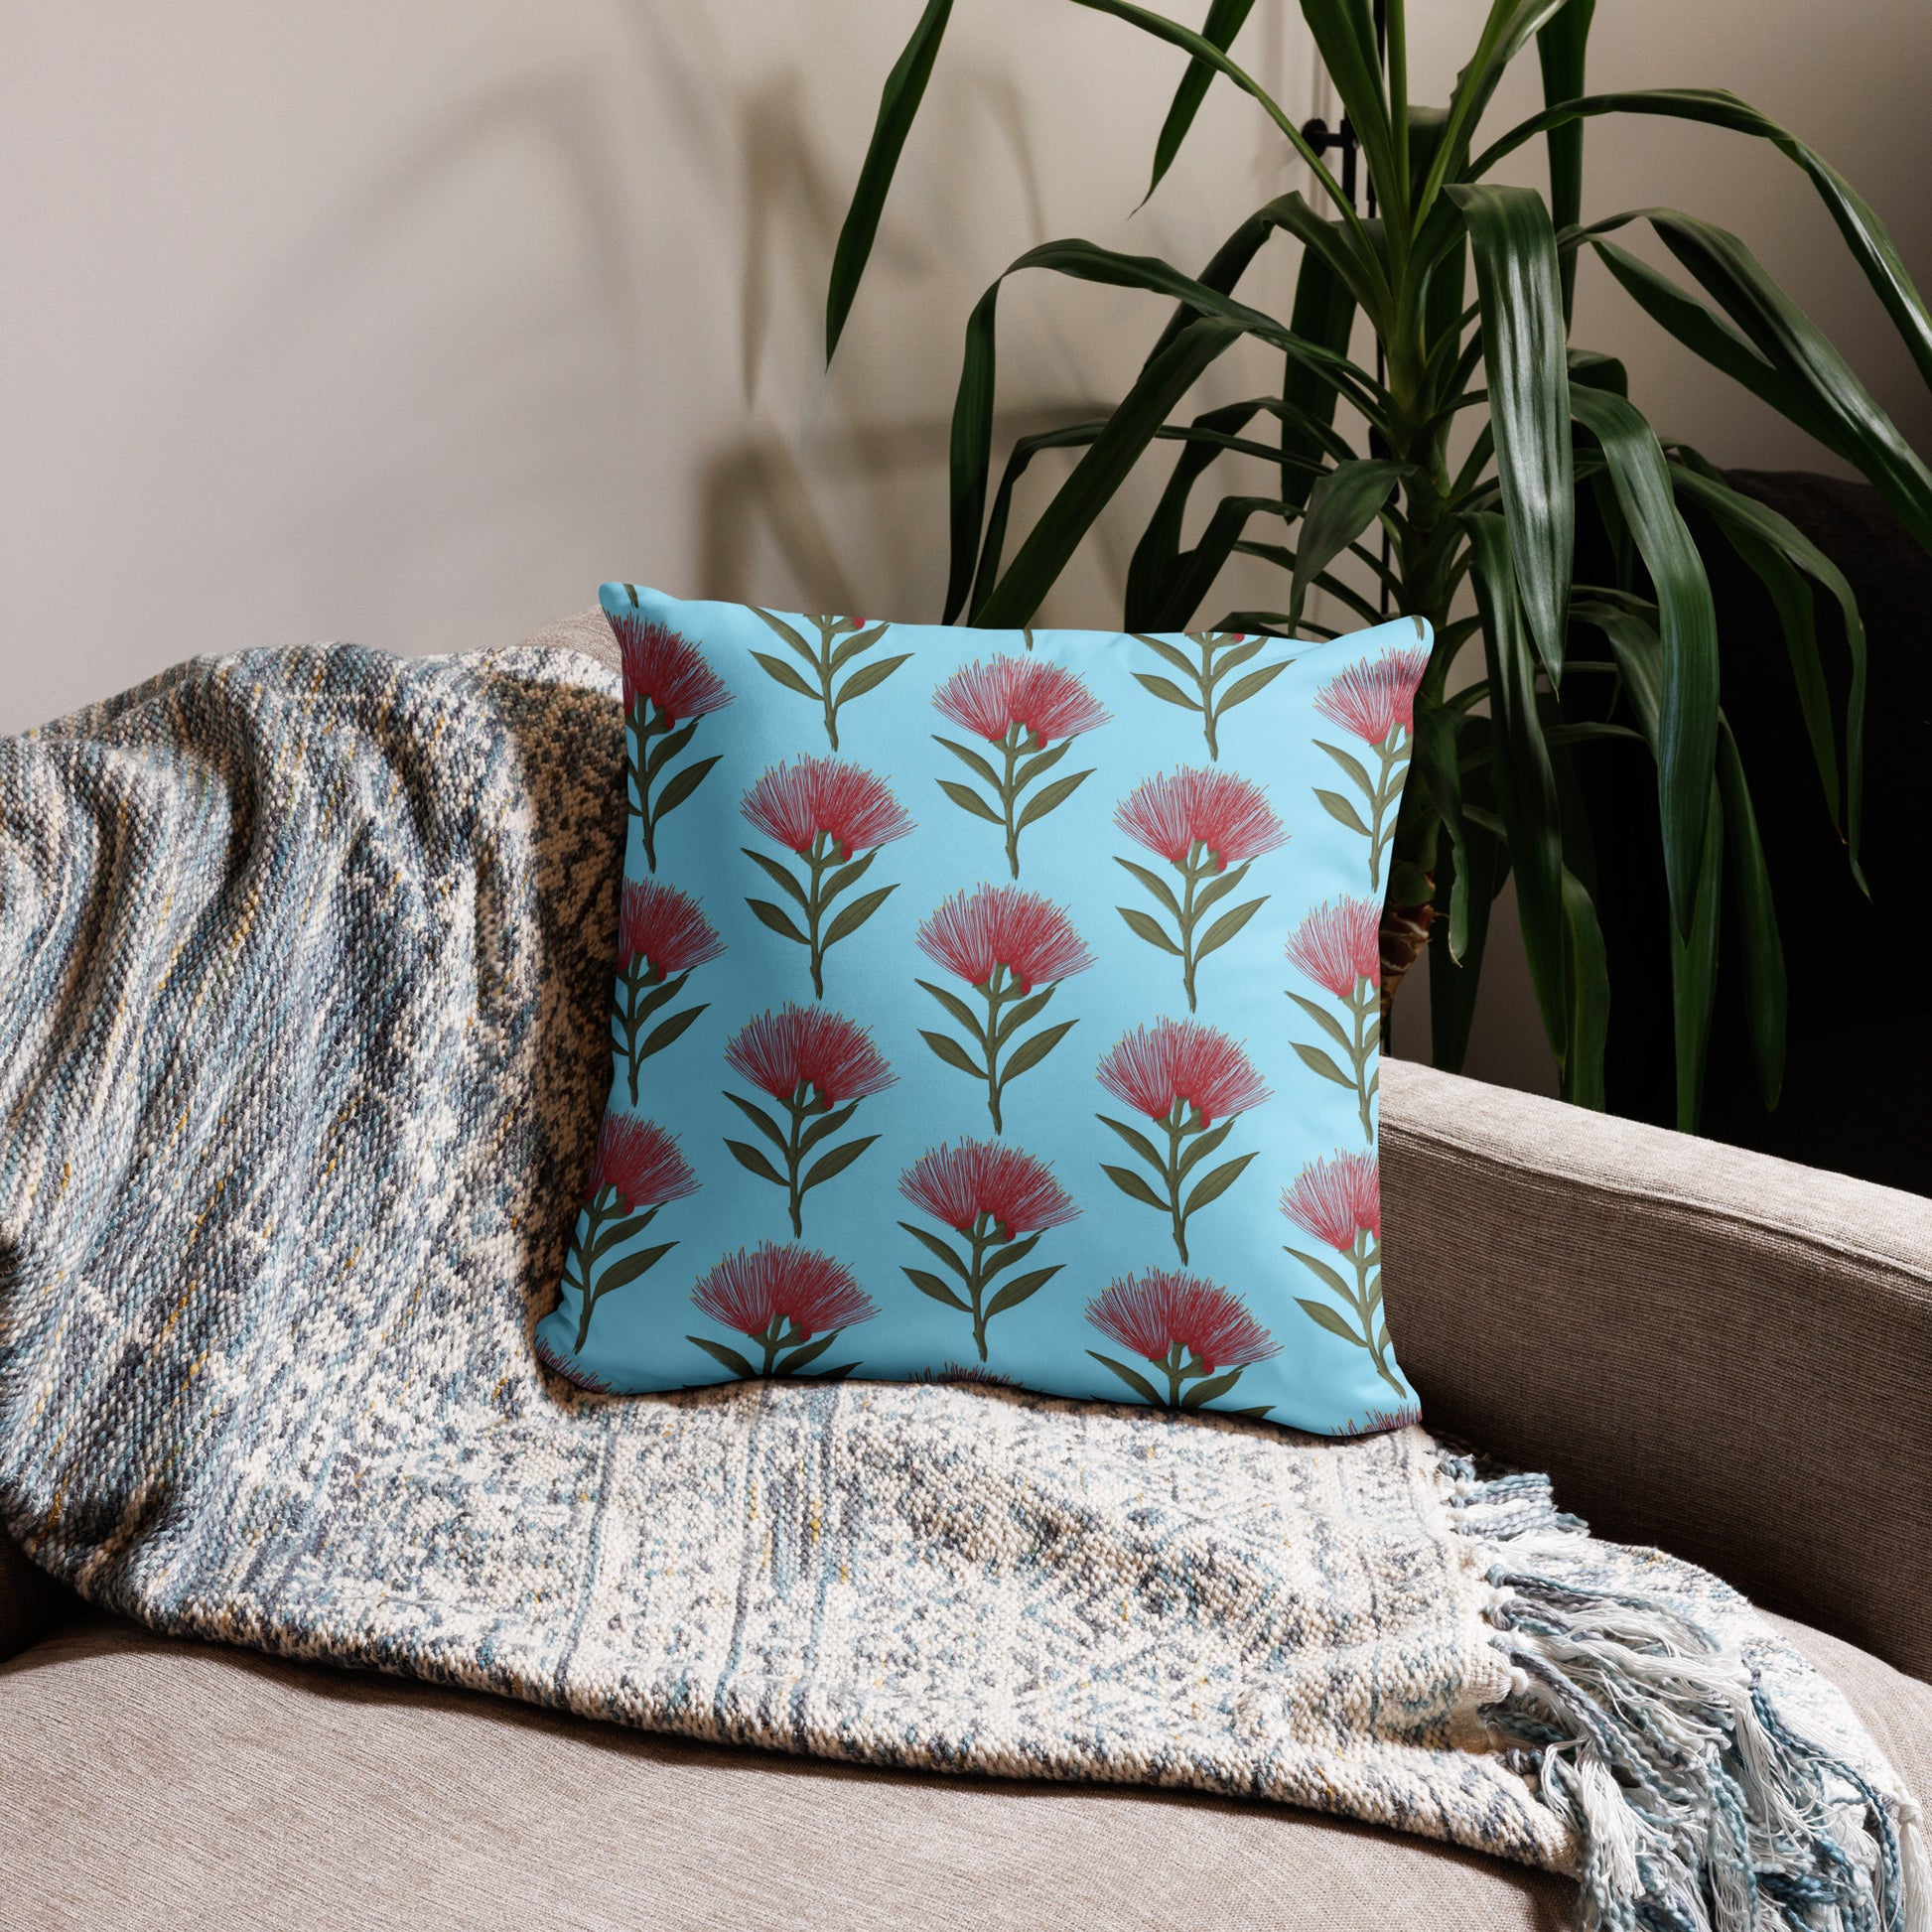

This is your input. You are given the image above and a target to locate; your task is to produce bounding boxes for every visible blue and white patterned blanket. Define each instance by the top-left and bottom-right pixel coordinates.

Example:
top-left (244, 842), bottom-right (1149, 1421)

top-left (0, 633), bottom-right (1920, 1931)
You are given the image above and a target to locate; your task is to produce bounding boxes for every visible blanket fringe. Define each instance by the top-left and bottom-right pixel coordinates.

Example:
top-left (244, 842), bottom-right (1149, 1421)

top-left (1449, 1459), bottom-right (1927, 1932)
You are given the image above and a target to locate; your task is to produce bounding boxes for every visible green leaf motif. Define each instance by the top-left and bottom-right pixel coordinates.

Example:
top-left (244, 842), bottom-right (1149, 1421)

top-left (904, 1267), bottom-right (973, 1311)
top-left (837, 651), bottom-right (914, 701)
top-left (937, 778), bottom-right (1004, 824)
top-left (1119, 905), bottom-right (1184, 954)
top-left (984, 1266), bottom-right (1060, 1319)
top-left (724, 1139), bottom-right (786, 1184)
top-left (822, 884), bottom-right (897, 947)
top-left (1181, 1151), bottom-right (1256, 1215)
top-left (688, 1334), bottom-right (759, 1379)
top-left (1000, 1019), bottom-right (1077, 1079)
top-left (1194, 896), bottom-right (1268, 960)
top-left (1314, 789), bottom-right (1371, 836)
top-left (1101, 1163), bottom-right (1169, 1211)
top-left (801, 1135), bottom-right (879, 1189)
top-left (920, 1030), bottom-right (986, 1077)
top-left (1088, 1350), bottom-right (1164, 1407)
top-left (1293, 1040), bottom-right (1355, 1088)
top-left (746, 897), bottom-right (809, 944)
top-left (1134, 671), bottom-right (1204, 712)
top-left (1015, 769), bottom-right (1092, 830)
top-left (750, 650), bottom-right (819, 700)
top-left (1297, 1299), bottom-right (1369, 1346)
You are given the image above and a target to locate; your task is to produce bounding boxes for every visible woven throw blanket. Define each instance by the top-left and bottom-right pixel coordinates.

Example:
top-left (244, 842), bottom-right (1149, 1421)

top-left (1, 639), bottom-right (1922, 1932)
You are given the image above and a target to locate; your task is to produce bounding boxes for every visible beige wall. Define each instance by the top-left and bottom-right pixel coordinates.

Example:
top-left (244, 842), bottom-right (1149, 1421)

top-left (3, 1), bottom-right (1926, 1087)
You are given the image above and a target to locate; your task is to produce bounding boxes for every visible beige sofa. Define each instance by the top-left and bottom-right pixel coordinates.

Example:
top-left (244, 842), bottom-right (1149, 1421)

top-left (3, 950), bottom-right (1928, 1929)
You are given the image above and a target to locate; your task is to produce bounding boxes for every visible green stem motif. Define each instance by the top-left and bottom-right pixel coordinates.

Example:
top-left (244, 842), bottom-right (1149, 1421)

top-left (721, 1075), bottom-right (879, 1236)
top-left (565, 1187), bottom-right (676, 1352)
top-left (626, 699), bottom-right (721, 873)
top-left (1128, 632), bottom-right (1293, 760)
top-left (742, 831), bottom-right (896, 1003)
top-left (1095, 1099), bottom-right (1257, 1265)
top-left (1312, 728), bottom-right (1413, 892)
top-left (915, 964), bottom-right (1076, 1135)
top-left (932, 723), bottom-right (1091, 880)
top-left (898, 1210), bottom-right (1060, 1363)
top-left (612, 963), bottom-right (705, 1105)
top-left (1288, 1231), bottom-right (1410, 1399)
top-left (1115, 841), bottom-right (1270, 1017)
top-left (749, 610), bottom-right (912, 752)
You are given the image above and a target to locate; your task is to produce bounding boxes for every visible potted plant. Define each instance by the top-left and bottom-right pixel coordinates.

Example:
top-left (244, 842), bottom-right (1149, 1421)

top-left (823, 0), bottom-right (1932, 1127)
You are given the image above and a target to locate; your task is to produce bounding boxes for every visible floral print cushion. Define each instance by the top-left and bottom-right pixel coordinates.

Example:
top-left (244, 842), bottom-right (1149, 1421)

top-left (536, 584), bottom-right (1431, 1435)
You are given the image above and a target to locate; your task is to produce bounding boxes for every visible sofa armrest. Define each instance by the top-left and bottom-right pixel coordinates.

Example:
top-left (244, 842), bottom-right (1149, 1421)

top-left (0, 1528), bottom-right (72, 1663)
top-left (1379, 1058), bottom-right (1932, 1682)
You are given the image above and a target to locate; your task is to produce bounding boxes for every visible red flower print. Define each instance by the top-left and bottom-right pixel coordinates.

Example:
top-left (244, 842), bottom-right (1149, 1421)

top-left (1113, 767), bottom-right (1287, 873)
top-left (933, 655), bottom-right (1110, 746)
top-left (691, 1241), bottom-right (878, 1340)
top-left (898, 1139), bottom-right (1078, 1239)
top-left (896, 1140), bottom-right (1077, 1357)
top-left (619, 878), bottom-right (726, 978)
top-left (1096, 1018), bottom-right (1271, 1127)
top-left (585, 1112), bottom-right (699, 1215)
top-left (1312, 645), bottom-right (1431, 749)
top-left (916, 885), bottom-right (1094, 995)
top-left (724, 1003), bottom-right (896, 1106)
top-left (1279, 1151), bottom-right (1381, 1252)
top-left (1086, 1270), bottom-right (1281, 1396)
top-left (611, 612), bottom-right (734, 725)
top-left (1285, 897), bottom-right (1382, 1001)
top-left (741, 757), bottom-right (915, 860)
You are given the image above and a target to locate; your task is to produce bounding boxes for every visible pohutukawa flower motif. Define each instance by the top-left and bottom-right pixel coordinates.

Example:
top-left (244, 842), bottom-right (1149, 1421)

top-left (914, 886), bottom-right (1094, 1133)
top-left (931, 655), bottom-right (1110, 877)
top-left (564, 1112), bottom-right (697, 1352)
top-left (609, 597), bottom-right (734, 872)
top-left (1085, 1269), bottom-right (1280, 1413)
top-left (722, 1005), bottom-right (894, 1236)
top-left (611, 880), bottom-right (726, 1105)
top-left (1128, 629), bottom-right (1293, 760)
top-left (1284, 897), bottom-right (1384, 1145)
top-left (1113, 766), bottom-right (1286, 1012)
top-left (1310, 640), bottom-right (1432, 890)
top-left (740, 757), bottom-right (913, 998)
top-left (1093, 1020), bottom-right (1270, 1264)
top-left (749, 608), bottom-right (911, 752)
top-left (685, 1241), bottom-right (878, 1380)
top-left (897, 1139), bottom-right (1079, 1360)
top-left (1280, 1151), bottom-right (1407, 1398)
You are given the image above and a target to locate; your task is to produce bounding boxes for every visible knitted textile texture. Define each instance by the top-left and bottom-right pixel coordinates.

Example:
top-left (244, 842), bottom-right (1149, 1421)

top-left (0, 642), bottom-right (1920, 1932)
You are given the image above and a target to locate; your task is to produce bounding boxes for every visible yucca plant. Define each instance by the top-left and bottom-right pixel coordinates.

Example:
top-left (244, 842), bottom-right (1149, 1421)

top-left (824, 0), bottom-right (1932, 1125)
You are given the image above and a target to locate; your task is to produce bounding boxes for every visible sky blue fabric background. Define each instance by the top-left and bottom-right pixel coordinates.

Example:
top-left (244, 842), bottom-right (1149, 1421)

top-left (537, 586), bottom-right (1430, 1434)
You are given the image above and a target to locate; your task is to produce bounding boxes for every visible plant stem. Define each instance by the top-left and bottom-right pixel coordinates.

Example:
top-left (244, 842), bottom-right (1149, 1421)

top-left (1163, 1342), bottom-right (1185, 1409)
top-left (968, 1216), bottom-right (993, 1360)
top-left (1352, 1235), bottom-right (1406, 1396)
top-left (1164, 1105), bottom-right (1191, 1263)
top-left (1000, 728), bottom-right (1023, 878)
top-left (784, 1084), bottom-right (810, 1236)
top-left (1350, 979), bottom-right (1376, 1145)
top-left (573, 1191), bottom-right (614, 1351)
top-left (1199, 638), bottom-right (1221, 759)
top-left (805, 835), bottom-right (830, 998)
top-left (633, 705), bottom-right (665, 870)
top-left (982, 968), bottom-right (1009, 1132)
top-left (814, 618), bottom-right (840, 750)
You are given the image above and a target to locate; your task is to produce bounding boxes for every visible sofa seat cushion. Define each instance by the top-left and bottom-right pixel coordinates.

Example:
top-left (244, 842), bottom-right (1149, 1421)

top-left (2, 1616), bottom-right (1923, 1932)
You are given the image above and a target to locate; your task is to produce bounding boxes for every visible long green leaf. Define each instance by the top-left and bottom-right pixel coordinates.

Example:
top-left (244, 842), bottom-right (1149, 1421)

top-left (826, 0), bottom-right (955, 357)
top-left (1290, 460), bottom-right (1406, 632)
top-left (977, 317), bottom-right (1247, 626)
top-left (1282, 237), bottom-right (1361, 509)
top-left (1559, 864), bottom-right (1609, 1110)
top-left (944, 281), bottom-right (1003, 622)
top-left (1716, 724), bottom-right (1787, 1111)
top-left (1569, 384), bottom-right (1718, 935)
top-left (1668, 461), bottom-right (1867, 888)
top-left (1450, 185), bottom-right (1574, 678)
top-left (1590, 209), bottom-right (1932, 551)
top-left (1584, 240), bottom-right (1852, 464)
top-left (1534, 0), bottom-right (1594, 319)
top-left (1297, 0), bottom-right (1401, 224)
top-left (1669, 783), bottom-right (1724, 1132)
top-left (1144, 0), bottom-right (1257, 205)
top-left (1462, 511), bottom-right (1569, 1059)
top-left (1064, 0), bottom-right (1370, 241)
top-left (1472, 88), bottom-right (1932, 391)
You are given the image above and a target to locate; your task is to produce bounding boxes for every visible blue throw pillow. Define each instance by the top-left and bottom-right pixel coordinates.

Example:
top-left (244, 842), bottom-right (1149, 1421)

top-left (536, 584), bottom-right (1431, 1434)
